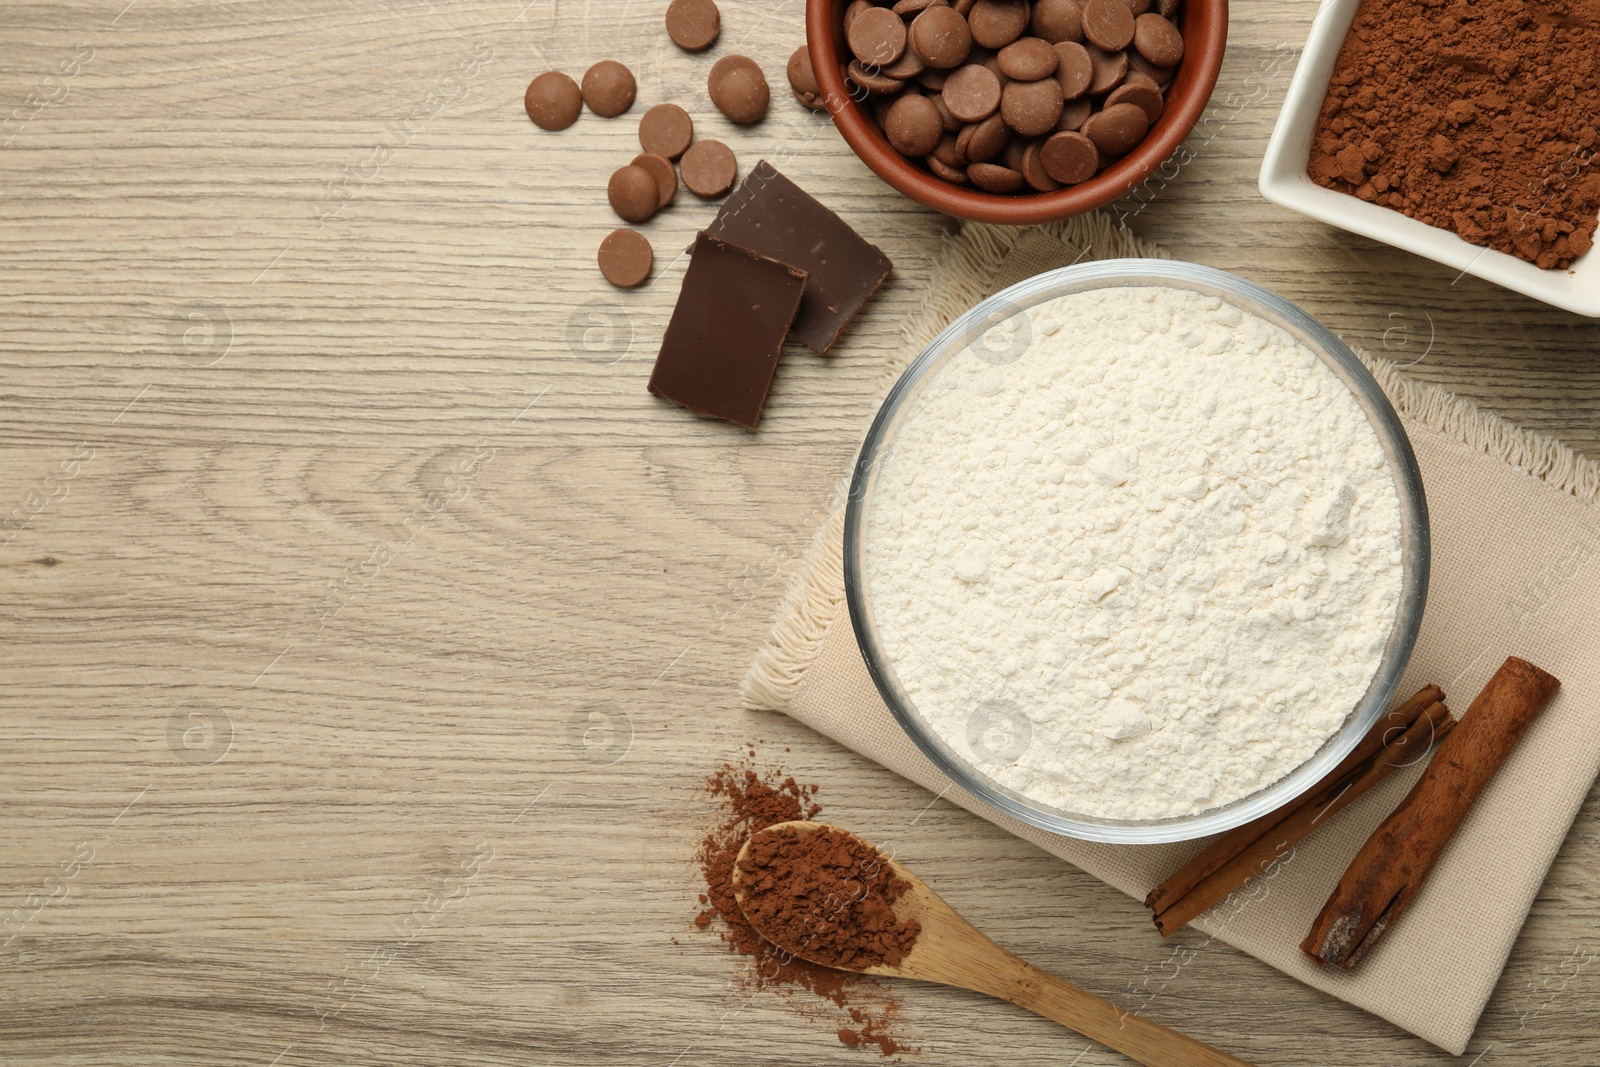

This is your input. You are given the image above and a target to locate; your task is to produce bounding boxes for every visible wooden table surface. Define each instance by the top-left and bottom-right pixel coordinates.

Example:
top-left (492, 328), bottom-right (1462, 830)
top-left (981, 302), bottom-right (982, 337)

top-left (3, 1), bottom-right (1597, 1064)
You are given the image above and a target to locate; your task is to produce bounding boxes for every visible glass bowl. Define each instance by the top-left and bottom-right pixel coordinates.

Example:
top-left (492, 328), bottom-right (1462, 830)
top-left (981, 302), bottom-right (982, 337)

top-left (843, 260), bottom-right (1430, 844)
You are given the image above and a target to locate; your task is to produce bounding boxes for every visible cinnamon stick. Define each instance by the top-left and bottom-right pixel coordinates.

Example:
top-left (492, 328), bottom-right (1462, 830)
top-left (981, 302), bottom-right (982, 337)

top-left (1301, 657), bottom-right (1561, 969)
top-left (1145, 684), bottom-right (1444, 924)
top-left (1151, 701), bottom-right (1454, 935)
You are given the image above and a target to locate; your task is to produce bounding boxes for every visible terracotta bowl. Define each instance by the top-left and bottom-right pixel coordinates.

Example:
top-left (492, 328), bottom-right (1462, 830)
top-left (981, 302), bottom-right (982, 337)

top-left (806, 0), bottom-right (1229, 224)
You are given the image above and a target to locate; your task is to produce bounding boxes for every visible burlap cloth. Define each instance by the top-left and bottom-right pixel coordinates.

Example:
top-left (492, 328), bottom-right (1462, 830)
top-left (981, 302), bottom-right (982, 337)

top-left (741, 217), bottom-right (1600, 1055)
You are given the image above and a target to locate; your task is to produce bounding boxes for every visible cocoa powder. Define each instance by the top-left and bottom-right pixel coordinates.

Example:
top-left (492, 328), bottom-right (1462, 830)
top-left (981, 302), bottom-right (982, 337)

top-left (735, 825), bottom-right (922, 972)
top-left (1307, 0), bottom-right (1600, 270)
top-left (693, 757), bottom-right (913, 1056)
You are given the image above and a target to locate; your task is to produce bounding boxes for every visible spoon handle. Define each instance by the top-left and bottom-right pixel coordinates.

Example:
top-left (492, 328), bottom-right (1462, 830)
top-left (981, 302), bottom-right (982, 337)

top-left (996, 958), bottom-right (1257, 1067)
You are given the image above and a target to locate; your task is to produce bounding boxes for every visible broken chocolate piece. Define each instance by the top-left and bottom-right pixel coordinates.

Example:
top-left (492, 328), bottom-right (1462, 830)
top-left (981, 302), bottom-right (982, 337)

top-left (647, 232), bottom-right (808, 429)
top-left (705, 162), bottom-right (892, 355)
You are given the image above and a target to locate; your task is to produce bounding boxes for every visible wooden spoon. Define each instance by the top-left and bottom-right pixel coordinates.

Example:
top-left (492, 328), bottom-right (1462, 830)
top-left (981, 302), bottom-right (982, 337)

top-left (732, 821), bottom-right (1255, 1067)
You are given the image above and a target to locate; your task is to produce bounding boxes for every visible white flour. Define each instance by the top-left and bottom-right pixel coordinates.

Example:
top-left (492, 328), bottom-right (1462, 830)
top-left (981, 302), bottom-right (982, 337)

top-left (864, 285), bottom-right (1404, 821)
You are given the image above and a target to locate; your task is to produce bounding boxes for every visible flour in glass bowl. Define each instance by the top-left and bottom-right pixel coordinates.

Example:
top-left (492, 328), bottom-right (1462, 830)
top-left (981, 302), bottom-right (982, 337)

top-left (864, 285), bottom-right (1405, 821)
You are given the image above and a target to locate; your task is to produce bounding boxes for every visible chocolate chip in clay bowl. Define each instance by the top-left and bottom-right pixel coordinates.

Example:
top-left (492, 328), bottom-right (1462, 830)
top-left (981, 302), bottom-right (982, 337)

top-left (841, 260), bottom-right (1429, 842)
top-left (806, 0), bottom-right (1227, 222)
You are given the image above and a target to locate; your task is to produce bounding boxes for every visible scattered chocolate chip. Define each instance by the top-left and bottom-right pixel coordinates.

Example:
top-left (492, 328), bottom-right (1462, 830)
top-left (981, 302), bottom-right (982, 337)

top-left (909, 5), bottom-right (974, 68)
top-left (1082, 100), bottom-right (1149, 155)
top-left (998, 37), bottom-right (1059, 79)
top-left (632, 152), bottom-right (679, 207)
top-left (639, 103), bottom-right (694, 159)
top-left (788, 45), bottom-right (827, 110)
top-left (608, 164), bottom-right (659, 222)
top-left (598, 228), bottom-right (654, 288)
top-left (709, 56), bottom-right (770, 123)
top-left (581, 60), bottom-right (637, 117)
top-left (942, 62), bottom-right (1002, 121)
top-left (967, 0), bottom-right (1031, 48)
top-left (666, 0), bottom-right (721, 51)
top-left (884, 94), bottom-right (945, 156)
top-left (525, 72), bottom-right (582, 130)
top-left (931, 92), bottom-right (962, 131)
top-left (1041, 129), bottom-right (1099, 182)
top-left (1031, 0), bottom-right (1085, 42)
top-left (680, 139), bottom-right (738, 197)
top-left (1132, 12), bottom-right (1184, 66)
top-left (849, 6), bottom-right (909, 65)
top-left (968, 161), bottom-right (1024, 192)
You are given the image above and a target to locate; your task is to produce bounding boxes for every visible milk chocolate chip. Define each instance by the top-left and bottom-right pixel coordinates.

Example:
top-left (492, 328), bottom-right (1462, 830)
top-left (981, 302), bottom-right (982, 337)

top-left (1086, 44), bottom-right (1128, 93)
top-left (1041, 129), bottom-right (1099, 182)
top-left (665, 0), bottom-right (721, 51)
top-left (608, 164), bottom-right (659, 222)
top-left (885, 94), bottom-right (945, 156)
top-left (639, 103), bottom-right (694, 159)
top-left (1082, 100), bottom-right (1149, 155)
top-left (998, 37), bottom-right (1059, 80)
top-left (1001, 76), bottom-right (1064, 136)
top-left (967, 0), bottom-right (1031, 48)
top-left (849, 6), bottom-right (909, 65)
top-left (525, 72), bottom-right (582, 130)
top-left (1082, 0), bottom-right (1136, 50)
top-left (680, 139), bottom-right (738, 197)
top-left (960, 112), bottom-right (1009, 161)
top-left (942, 63), bottom-right (1003, 121)
top-left (631, 152), bottom-right (679, 207)
top-left (909, 5), bottom-right (973, 68)
top-left (1105, 81), bottom-right (1163, 123)
top-left (709, 56), bottom-right (770, 123)
top-left (598, 228), bottom-right (654, 288)
top-left (1053, 41), bottom-right (1094, 97)
top-left (1132, 12), bottom-right (1184, 66)
top-left (787, 45), bottom-right (827, 110)
top-left (968, 161), bottom-right (1024, 192)
top-left (581, 60), bottom-right (637, 117)
top-left (1030, 0), bottom-right (1085, 43)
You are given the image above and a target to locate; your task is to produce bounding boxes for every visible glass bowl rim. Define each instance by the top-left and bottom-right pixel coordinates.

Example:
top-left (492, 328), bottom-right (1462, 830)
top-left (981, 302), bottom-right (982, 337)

top-left (842, 258), bottom-right (1431, 844)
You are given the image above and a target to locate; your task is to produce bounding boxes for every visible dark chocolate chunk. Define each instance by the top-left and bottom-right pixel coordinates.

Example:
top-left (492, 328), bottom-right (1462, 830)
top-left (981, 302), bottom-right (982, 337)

top-left (647, 232), bottom-right (808, 429)
top-left (705, 161), bottom-right (893, 355)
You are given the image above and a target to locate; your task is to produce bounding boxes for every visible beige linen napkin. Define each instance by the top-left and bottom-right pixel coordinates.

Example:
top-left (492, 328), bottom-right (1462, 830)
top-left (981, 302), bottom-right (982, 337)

top-left (742, 217), bottom-right (1600, 1055)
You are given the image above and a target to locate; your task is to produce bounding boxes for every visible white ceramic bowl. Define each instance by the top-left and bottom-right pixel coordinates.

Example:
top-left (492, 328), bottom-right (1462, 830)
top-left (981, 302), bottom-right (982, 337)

top-left (1258, 0), bottom-right (1600, 317)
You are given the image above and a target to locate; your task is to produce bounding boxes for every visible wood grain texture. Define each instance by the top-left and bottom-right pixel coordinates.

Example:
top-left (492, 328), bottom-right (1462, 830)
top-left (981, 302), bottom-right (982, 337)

top-left (1, 1), bottom-right (1596, 1065)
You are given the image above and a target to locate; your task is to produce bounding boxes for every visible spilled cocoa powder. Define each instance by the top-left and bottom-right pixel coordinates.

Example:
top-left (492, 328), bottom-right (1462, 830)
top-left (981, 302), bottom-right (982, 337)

top-left (735, 825), bottom-right (921, 972)
top-left (693, 758), bottom-right (913, 1056)
top-left (1308, 0), bottom-right (1600, 269)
